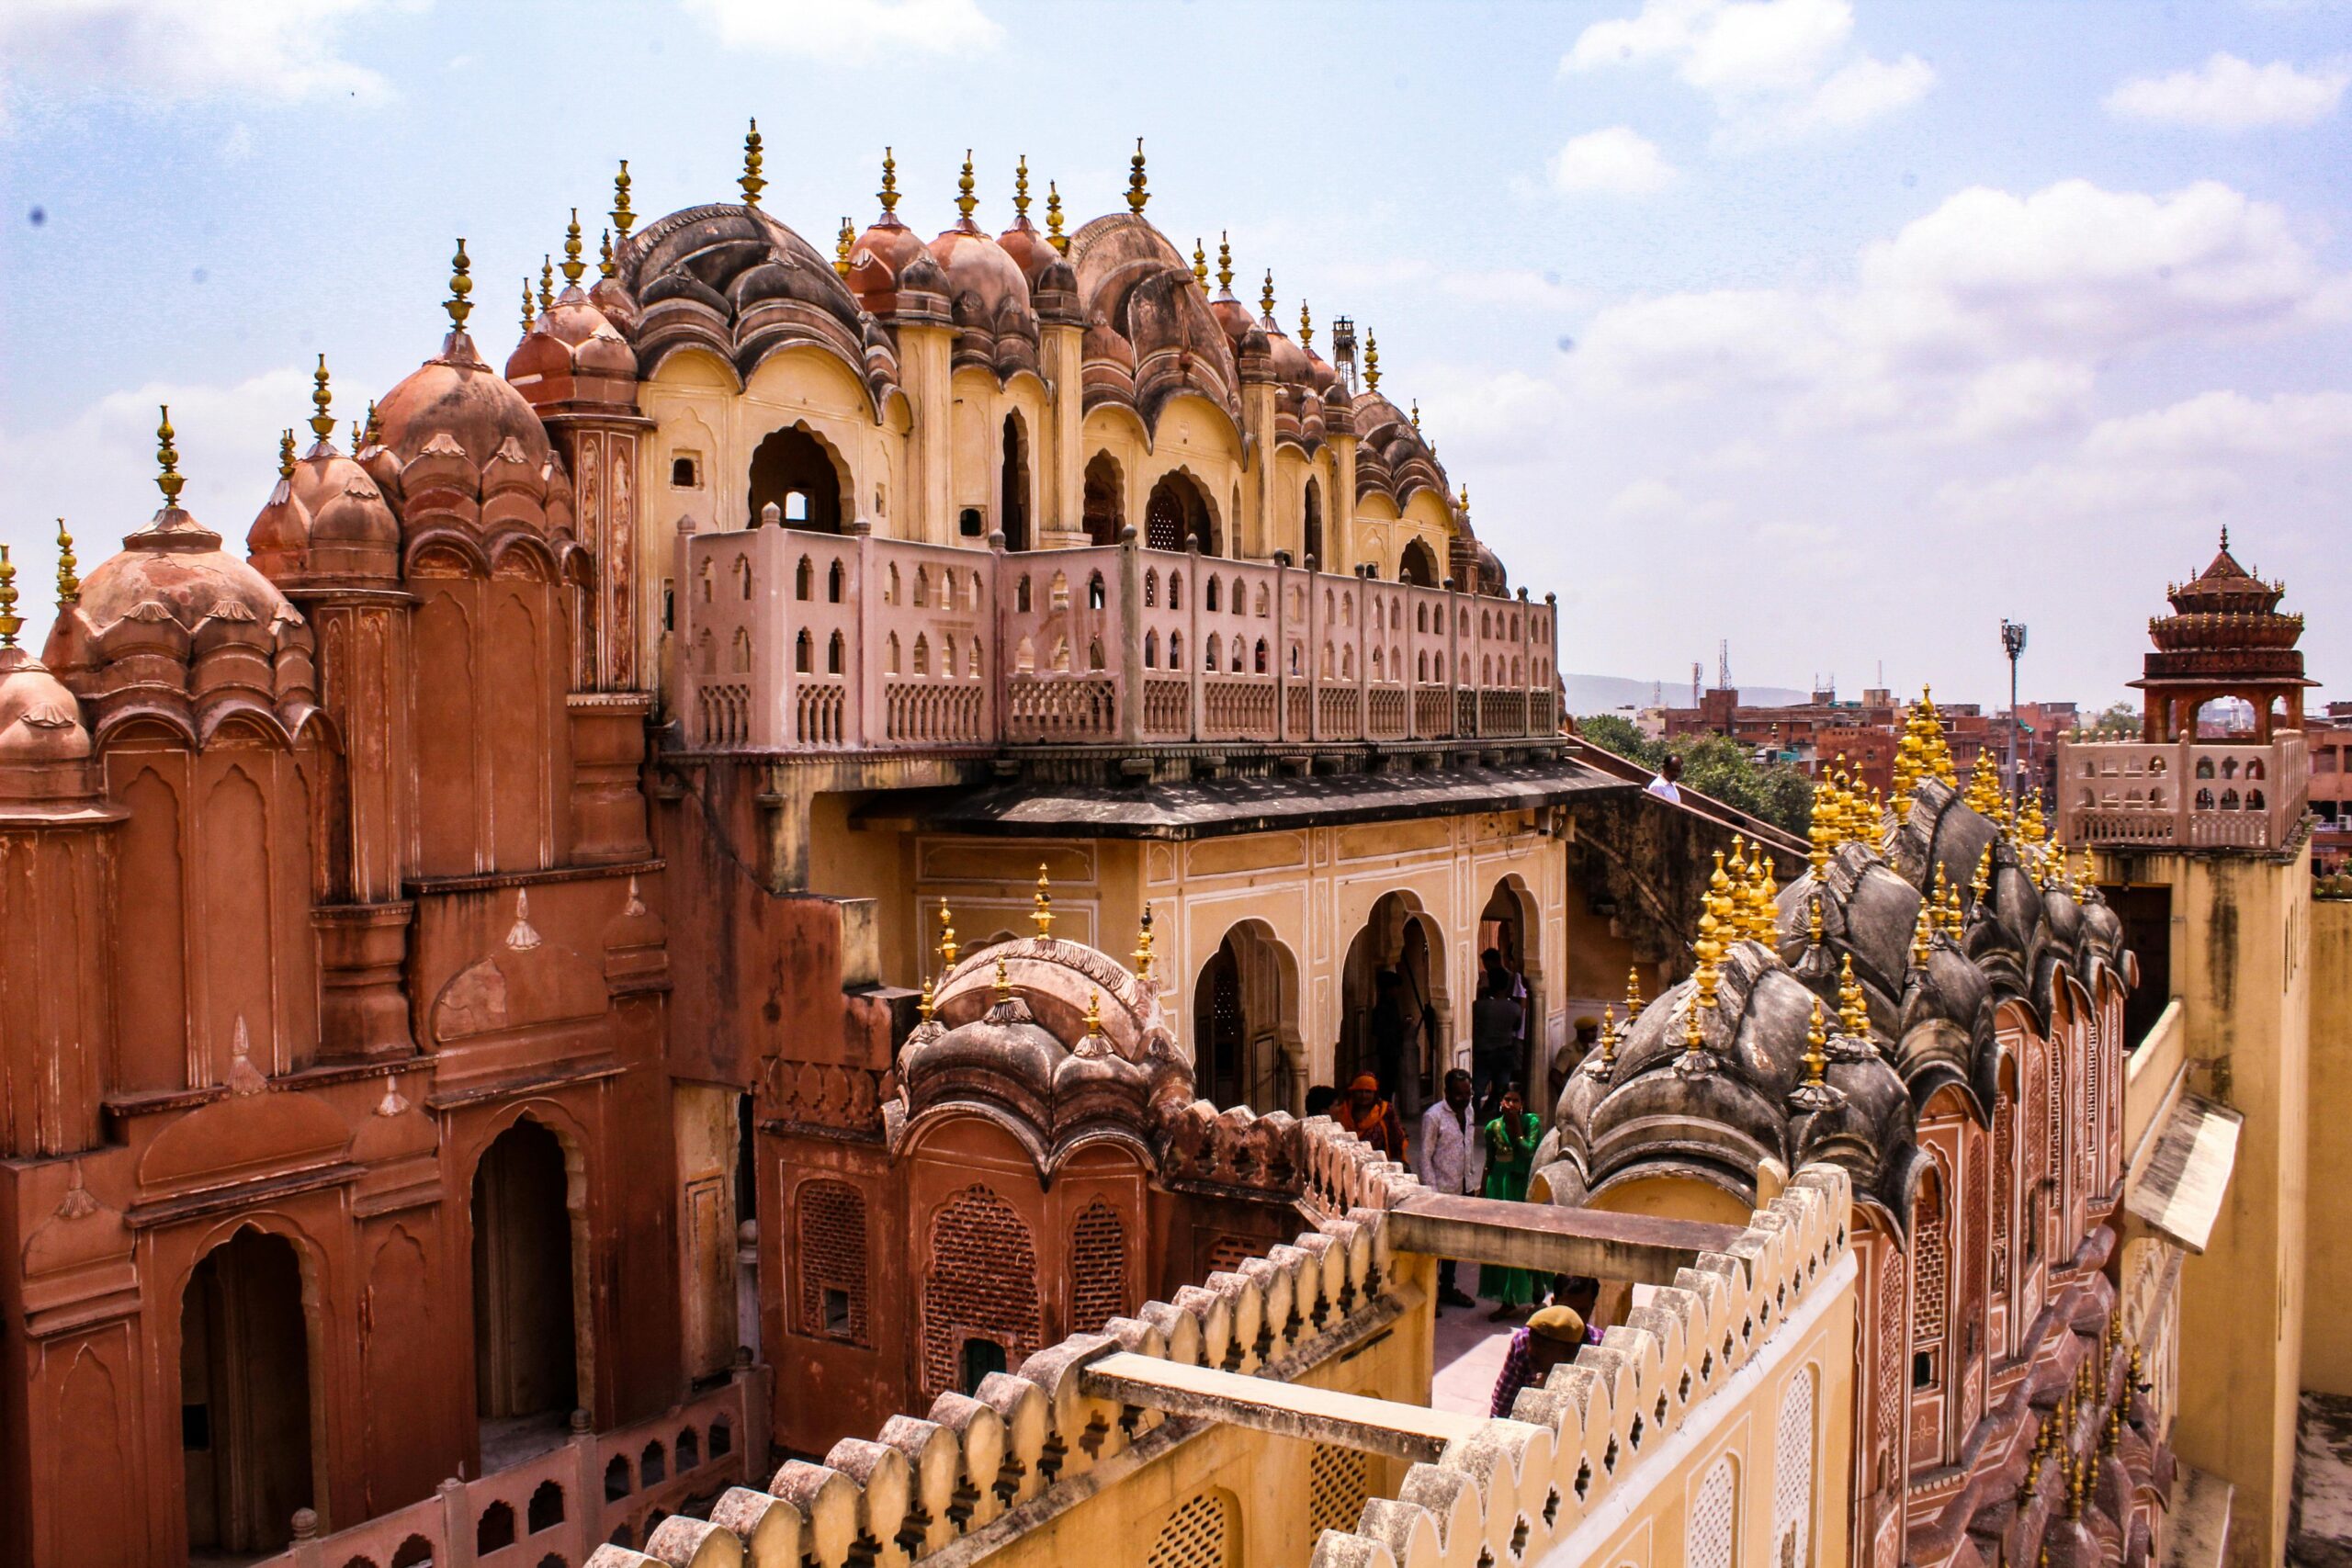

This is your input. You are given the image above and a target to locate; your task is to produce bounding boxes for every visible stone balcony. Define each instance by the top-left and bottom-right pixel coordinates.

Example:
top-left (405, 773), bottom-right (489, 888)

top-left (675, 525), bottom-right (1559, 754)
top-left (2055, 733), bottom-right (2309, 851)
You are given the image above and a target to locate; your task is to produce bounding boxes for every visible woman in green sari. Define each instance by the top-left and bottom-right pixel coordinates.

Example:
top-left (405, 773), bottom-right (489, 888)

top-left (1478, 1085), bottom-right (1544, 1319)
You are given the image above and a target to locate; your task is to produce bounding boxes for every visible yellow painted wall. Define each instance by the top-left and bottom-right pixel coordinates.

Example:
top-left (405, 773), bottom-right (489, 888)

top-left (2304, 895), bottom-right (2352, 1395)
top-left (2157, 843), bottom-right (2312, 1568)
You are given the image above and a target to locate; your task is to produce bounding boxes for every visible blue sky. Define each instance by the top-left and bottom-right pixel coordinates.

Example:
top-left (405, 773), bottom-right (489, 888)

top-left (3, 0), bottom-right (2347, 707)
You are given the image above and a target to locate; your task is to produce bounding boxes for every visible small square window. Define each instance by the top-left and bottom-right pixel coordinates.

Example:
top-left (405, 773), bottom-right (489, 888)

top-left (671, 455), bottom-right (701, 489)
top-left (959, 507), bottom-right (984, 537)
top-left (822, 1288), bottom-right (853, 1337)
top-left (1911, 1349), bottom-right (1938, 1389)
top-left (662, 582), bottom-right (675, 631)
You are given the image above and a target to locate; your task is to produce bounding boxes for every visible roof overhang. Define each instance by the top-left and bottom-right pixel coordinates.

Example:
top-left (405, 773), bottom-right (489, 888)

top-left (2125, 1092), bottom-right (2242, 1254)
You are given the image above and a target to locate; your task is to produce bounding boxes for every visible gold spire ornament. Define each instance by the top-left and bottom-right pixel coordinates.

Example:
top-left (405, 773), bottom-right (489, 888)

top-left (446, 239), bottom-right (475, 331)
top-left (1674, 987), bottom-right (1713, 1077)
top-left (54, 520), bottom-right (77, 605)
top-left (599, 228), bottom-right (616, 280)
top-left (1260, 269), bottom-right (1276, 320)
top-left (1083, 990), bottom-right (1103, 1037)
top-left (1046, 181), bottom-right (1067, 254)
top-left (155, 405), bottom-right (185, 504)
top-left (955, 150), bottom-right (978, 222)
top-left (1913, 871), bottom-right (1937, 966)
top-left (364, 400), bottom-right (382, 447)
top-left (936, 897), bottom-right (959, 970)
top-left (1216, 231), bottom-right (1233, 294)
top-left (277, 430), bottom-right (297, 479)
top-left (878, 147), bottom-right (901, 217)
top-left (740, 118), bottom-right (766, 207)
top-left (561, 209), bottom-right (586, 284)
top-left (611, 160), bottom-right (635, 241)
top-left (521, 276), bottom-right (537, 331)
top-left (1132, 903), bottom-right (1157, 980)
top-left (1589, 1003), bottom-right (1618, 1077)
top-left (1789, 999), bottom-right (1841, 1111)
top-left (1363, 332), bottom-right (1380, 390)
top-left (349, 418), bottom-right (362, 450)
top-left (539, 256), bottom-right (555, 314)
top-left (1125, 137), bottom-right (1148, 212)
top-left (0, 547), bottom-right (19, 648)
top-left (1012, 155), bottom-right (1031, 218)
top-left (1411, 400), bottom-right (1421, 431)
top-left (1299, 300), bottom-right (1313, 348)
top-left (1835, 953), bottom-right (1873, 1055)
top-left (1192, 240), bottom-right (1208, 288)
top-left (1031, 863), bottom-right (1055, 937)
top-left (309, 354), bottom-right (335, 440)
top-left (917, 974), bottom-right (937, 1023)
top-left (991, 953), bottom-right (1012, 1000)
top-left (835, 218), bottom-right (855, 277)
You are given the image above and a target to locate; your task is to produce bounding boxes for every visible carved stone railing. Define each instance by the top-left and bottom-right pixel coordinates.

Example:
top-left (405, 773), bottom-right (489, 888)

top-left (2056, 735), bottom-right (2308, 851)
top-left (674, 525), bottom-right (1561, 754)
top-left (258, 1371), bottom-right (763, 1568)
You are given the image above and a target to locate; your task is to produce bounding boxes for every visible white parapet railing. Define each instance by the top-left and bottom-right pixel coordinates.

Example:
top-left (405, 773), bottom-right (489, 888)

top-left (675, 525), bottom-right (1560, 752)
top-left (2057, 734), bottom-right (2308, 851)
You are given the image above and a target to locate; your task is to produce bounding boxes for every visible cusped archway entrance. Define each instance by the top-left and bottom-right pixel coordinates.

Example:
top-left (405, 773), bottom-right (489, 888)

top-left (748, 424), bottom-right (844, 532)
top-left (181, 1227), bottom-right (316, 1556)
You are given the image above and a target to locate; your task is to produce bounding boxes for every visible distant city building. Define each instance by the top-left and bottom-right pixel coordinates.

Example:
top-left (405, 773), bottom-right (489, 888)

top-left (1657, 683), bottom-right (2075, 799)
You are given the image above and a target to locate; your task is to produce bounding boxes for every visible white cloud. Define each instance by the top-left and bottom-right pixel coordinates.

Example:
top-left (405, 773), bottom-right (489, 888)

top-left (2079, 389), bottom-right (2352, 462)
top-left (1547, 127), bottom-right (1679, 195)
top-left (0, 0), bottom-right (396, 119)
top-left (1406, 369), bottom-right (1574, 466)
top-left (2105, 52), bottom-right (2349, 130)
top-left (1944, 358), bottom-right (2095, 444)
top-left (682, 0), bottom-right (1000, 63)
top-left (1563, 0), bottom-right (1932, 141)
top-left (1438, 269), bottom-right (1592, 312)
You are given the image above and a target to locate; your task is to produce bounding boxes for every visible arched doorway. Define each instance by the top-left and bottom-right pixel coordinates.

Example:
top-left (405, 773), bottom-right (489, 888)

top-left (1477, 877), bottom-right (1544, 1106)
top-left (181, 1228), bottom-right (315, 1555)
top-left (472, 1119), bottom-right (579, 1438)
top-left (1338, 893), bottom-right (1447, 1118)
top-left (1001, 414), bottom-right (1032, 551)
top-left (1302, 477), bottom-right (1324, 569)
top-left (1397, 537), bottom-right (1438, 587)
top-left (1145, 471), bottom-right (1216, 555)
top-left (747, 425), bottom-right (842, 532)
top-left (1082, 453), bottom-right (1123, 547)
top-left (1189, 922), bottom-right (1303, 1112)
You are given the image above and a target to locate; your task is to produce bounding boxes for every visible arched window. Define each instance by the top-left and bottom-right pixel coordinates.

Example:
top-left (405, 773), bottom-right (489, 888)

top-left (826, 559), bottom-right (844, 603)
top-left (1254, 638), bottom-right (1269, 674)
top-left (1145, 471), bottom-right (1216, 554)
top-left (942, 634), bottom-right (957, 676)
top-left (1088, 572), bottom-right (1107, 611)
top-left (1168, 632), bottom-right (1182, 668)
top-left (1145, 631), bottom-right (1159, 668)
top-left (795, 1179), bottom-right (870, 1345)
top-left (1015, 576), bottom-right (1032, 614)
top-left (1001, 413), bottom-right (1032, 551)
top-left (730, 627), bottom-right (752, 672)
top-left (1205, 634), bottom-right (1222, 671)
top-left (912, 635), bottom-right (929, 677)
top-left (1398, 537), bottom-right (1439, 586)
top-left (887, 634), bottom-right (901, 675)
top-left (1082, 452), bottom-right (1123, 547)
top-left (1771, 1368), bottom-right (1817, 1568)
top-left (914, 567), bottom-right (930, 608)
top-left (747, 425), bottom-right (842, 532)
top-left (921, 1186), bottom-right (1042, 1399)
top-left (1205, 577), bottom-right (1222, 614)
top-left (1050, 572), bottom-right (1071, 612)
top-left (1089, 637), bottom-right (1106, 672)
top-left (826, 632), bottom-right (844, 675)
top-left (1302, 476), bottom-right (1324, 567)
top-left (1169, 573), bottom-right (1183, 610)
top-left (1144, 570), bottom-right (1159, 607)
top-left (1070, 1200), bottom-right (1128, 1334)
top-left (1229, 638), bottom-right (1244, 673)
top-left (1689, 1458), bottom-right (1738, 1568)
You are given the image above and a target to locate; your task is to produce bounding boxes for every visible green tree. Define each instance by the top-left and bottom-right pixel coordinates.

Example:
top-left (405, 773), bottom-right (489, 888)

top-left (1577, 718), bottom-right (1815, 839)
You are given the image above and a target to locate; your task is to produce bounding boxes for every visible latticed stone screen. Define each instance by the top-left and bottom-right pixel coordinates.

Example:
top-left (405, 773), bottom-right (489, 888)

top-left (921, 1185), bottom-right (1042, 1398)
top-left (1204, 1235), bottom-right (1257, 1277)
top-left (1874, 1244), bottom-right (1905, 1455)
top-left (1990, 1097), bottom-right (2013, 1292)
top-left (1771, 1367), bottom-right (1816, 1568)
top-left (1307, 1443), bottom-right (1370, 1538)
top-left (1689, 1456), bottom-right (1737, 1568)
top-left (1145, 1491), bottom-right (1234, 1568)
top-left (1069, 1200), bottom-right (1127, 1334)
top-left (1914, 1173), bottom-right (1948, 1349)
top-left (794, 1179), bottom-right (869, 1346)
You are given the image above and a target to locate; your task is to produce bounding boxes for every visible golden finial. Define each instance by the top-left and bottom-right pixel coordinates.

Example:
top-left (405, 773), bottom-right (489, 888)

top-left (1084, 990), bottom-right (1103, 1035)
top-left (1192, 239), bottom-right (1208, 288)
top-left (1787, 998), bottom-right (1838, 1111)
top-left (1623, 965), bottom-right (1645, 1020)
top-left (1693, 850), bottom-right (1727, 1004)
top-left (1046, 181), bottom-right (1067, 253)
top-left (1597, 1003), bottom-right (1618, 1070)
top-left (539, 256), bottom-right (555, 314)
top-left (561, 209), bottom-right (586, 284)
top-left (991, 953), bottom-right (1012, 999)
top-left (917, 974), bottom-right (937, 1023)
top-left (54, 520), bottom-right (77, 605)
top-left (1031, 862), bottom-right (1055, 938)
top-left (308, 353), bottom-right (335, 440)
top-left (1012, 154), bottom-right (1031, 218)
top-left (740, 118), bottom-right (766, 207)
top-left (1913, 873), bottom-right (1937, 966)
top-left (446, 238), bottom-right (474, 331)
top-left (364, 400), bottom-right (382, 447)
top-left (956, 150), bottom-right (978, 222)
top-left (611, 159), bottom-right (635, 240)
top-left (1363, 331), bottom-right (1380, 390)
top-left (349, 417), bottom-right (362, 450)
top-left (1410, 400), bottom-right (1421, 431)
top-left (277, 429), bottom-right (296, 479)
top-left (0, 547), bottom-right (19, 649)
top-left (835, 217), bottom-right (855, 277)
top-left (1807, 887), bottom-right (1825, 946)
top-left (878, 146), bottom-right (900, 216)
top-left (1838, 953), bottom-right (1871, 1040)
top-left (2019, 1445), bottom-right (2043, 1502)
top-left (521, 275), bottom-right (537, 331)
top-left (1216, 231), bottom-right (1233, 294)
top-left (1972, 845), bottom-right (1993, 910)
top-left (599, 228), bottom-right (616, 280)
top-left (1132, 903), bottom-right (1157, 980)
top-left (1125, 137), bottom-right (1148, 212)
top-left (155, 404), bottom-right (185, 504)
top-left (1677, 985), bottom-right (1711, 1076)
top-left (1260, 268), bottom-right (1276, 320)
top-left (1298, 299), bottom-right (1313, 348)
top-left (937, 897), bottom-right (959, 970)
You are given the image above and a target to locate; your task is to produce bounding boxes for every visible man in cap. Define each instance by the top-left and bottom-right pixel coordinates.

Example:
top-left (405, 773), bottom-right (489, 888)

top-left (1489, 1304), bottom-right (1593, 1418)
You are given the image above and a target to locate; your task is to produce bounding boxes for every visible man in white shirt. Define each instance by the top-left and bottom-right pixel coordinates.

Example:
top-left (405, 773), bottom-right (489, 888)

top-left (1644, 752), bottom-right (1684, 804)
top-left (1416, 1067), bottom-right (1486, 1309)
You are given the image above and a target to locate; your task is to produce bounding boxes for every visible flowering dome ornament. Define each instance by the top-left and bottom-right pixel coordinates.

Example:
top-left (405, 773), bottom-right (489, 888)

top-left (1827, 953), bottom-right (1878, 1063)
top-left (1787, 1000), bottom-right (1844, 1112)
top-left (1031, 863), bottom-right (1054, 938)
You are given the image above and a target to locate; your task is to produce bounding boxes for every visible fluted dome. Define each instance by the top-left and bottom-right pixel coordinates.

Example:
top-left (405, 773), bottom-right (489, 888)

top-left (0, 648), bottom-right (89, 766)
top-left (930, 220), bottom-right (1039, 377)
top-left (1069, 212), bottom-right (1240, 427)
top-left (74, 507), bottom-right (299, 643)
top-left (376, 331), bottom-right (551, 471)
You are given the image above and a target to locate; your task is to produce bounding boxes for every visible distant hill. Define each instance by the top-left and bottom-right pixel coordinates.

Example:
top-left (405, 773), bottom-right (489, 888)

top-left (1564, 673), bottom-right (1811, 714)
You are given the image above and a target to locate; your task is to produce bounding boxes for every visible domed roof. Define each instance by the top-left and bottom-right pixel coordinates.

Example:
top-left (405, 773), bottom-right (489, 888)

top-left (507, 280), bottom-right (637, 392)
top-left (0, 647), bottom-right (89, 768)
top-left (376, 330), bottom-right (551, 472)
top-left (1351, 389), bottom-right (1448, 505)
top-left (891, 927), bottom-right (1193, 1172)
top-left (75, 508), bottom-right (300, 646)
top-left (295, 437), bottom-right (398, 551)
top-left (1069, 212), bottom-right (1240, 426)
top-left (930, 214), bottom-right (1040, 378)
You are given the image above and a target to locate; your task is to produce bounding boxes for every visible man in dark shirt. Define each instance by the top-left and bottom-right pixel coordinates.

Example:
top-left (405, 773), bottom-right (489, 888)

top-left (1471, 977), bottom-right (1524, 1107)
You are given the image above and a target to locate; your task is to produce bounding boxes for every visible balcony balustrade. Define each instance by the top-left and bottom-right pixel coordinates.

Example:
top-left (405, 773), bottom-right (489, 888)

top-left (2055, 734), bottom-right (2309, 851)
top-left (676, 525), bottom-right (1560, 753)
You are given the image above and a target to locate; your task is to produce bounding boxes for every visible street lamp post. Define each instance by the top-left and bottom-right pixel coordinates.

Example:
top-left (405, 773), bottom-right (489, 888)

top-left (2001, 620), bottom-right (2028, 818)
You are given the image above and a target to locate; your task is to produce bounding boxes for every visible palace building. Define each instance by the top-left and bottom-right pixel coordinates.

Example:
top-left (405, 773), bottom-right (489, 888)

top-left (0, 127), bottom-right (2338, 1568)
